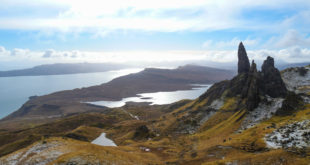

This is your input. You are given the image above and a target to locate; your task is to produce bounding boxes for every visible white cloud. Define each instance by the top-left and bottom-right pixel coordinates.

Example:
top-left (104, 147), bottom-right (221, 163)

top-left (274, 30), bottom-right (310, 48)
top-left (0, 43), bottom-right (309, 70)
top-left (0, 0), bottom-right (309, 33)
top-left (42, 49), bottom-right (55, 58)
top-left (1, 46), bottom-right (309, 67)
top-left (0, 46), bottom-right (5, 53)
top-left (203, 38), bottom-right (259, 49)
top-left (0, 46), bottom-right (10, 57)
top-left (11, 48), bottom-right (29, 56)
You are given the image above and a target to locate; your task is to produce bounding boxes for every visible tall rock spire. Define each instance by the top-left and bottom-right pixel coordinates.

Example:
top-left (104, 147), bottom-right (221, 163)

top-left (260, 56), bottom-right (287, 97)
top-left (237, 42), bottom-right (250, 74)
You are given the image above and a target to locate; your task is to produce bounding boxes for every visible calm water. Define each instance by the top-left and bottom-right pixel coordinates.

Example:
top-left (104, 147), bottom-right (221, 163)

top-left (0, 69), bottom-right (143, 119)
top-left (88, 85), bottom-right (211, 108)
top-left (92, 133), bottom-right (117, 146)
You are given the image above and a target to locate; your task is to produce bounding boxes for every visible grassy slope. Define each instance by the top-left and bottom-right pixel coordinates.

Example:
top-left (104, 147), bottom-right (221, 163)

top-left (0, 95), bottom-right (309, 164)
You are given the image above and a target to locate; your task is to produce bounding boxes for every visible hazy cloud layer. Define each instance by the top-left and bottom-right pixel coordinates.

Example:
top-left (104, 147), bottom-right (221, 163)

top-left (0, 45), bottom-right (309, 70)
top-left (0, 0), bottom-right (309, 33)
top-left (273, 30), bottom-right (310, 48)
top-left (0, 0), bottom-right (309, 69)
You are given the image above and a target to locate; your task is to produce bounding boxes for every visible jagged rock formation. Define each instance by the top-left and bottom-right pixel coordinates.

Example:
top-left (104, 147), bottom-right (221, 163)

top-left (260, 56), bottom-right (287, 98)
top-left (243, 60), bottom-right (260, 110)
top-left (238, 42), bottom-right (250, 74)
top-left (200, 42), bottom-right (288, 111)
top-left (276, 92), bottom-right (304, 116)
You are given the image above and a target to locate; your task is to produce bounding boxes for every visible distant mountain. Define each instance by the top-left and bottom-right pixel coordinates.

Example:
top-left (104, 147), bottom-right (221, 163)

top-left (0, 63), bottom-right (130, 77)
top-left (276, 62), bottom-right (310, 70)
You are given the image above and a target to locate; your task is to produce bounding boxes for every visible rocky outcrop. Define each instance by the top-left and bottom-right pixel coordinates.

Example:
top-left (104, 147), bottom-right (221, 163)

top-left (260, 56), bottom-right (287, 98)
top-left (133, 125), bottom-right (153, 139)
top-left (275, 92), bottom-right (304, 116)
top-left (200, 42), bottom-right (287, 111)
top-left (243, 60), bottom-right (260, 110)
top-left (238, 42), bottom-right (250, 74)
top-left (234, 43), bottom-right (287, 110)
top-left (281, 66), bottom-right (310, 94)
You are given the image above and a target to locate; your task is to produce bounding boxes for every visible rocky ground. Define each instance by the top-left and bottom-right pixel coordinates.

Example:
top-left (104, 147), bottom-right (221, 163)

top-left (241, 97), bottom-right (284, 130)
top-left (281, 65), bottom-right (310, 94)
top-left (0, 138), bottom-right (66, 165)
top-left (265, 120), bottom-right (310, 149)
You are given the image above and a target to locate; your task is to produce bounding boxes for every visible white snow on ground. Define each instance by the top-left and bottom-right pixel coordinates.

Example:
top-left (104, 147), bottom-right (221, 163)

top-left (281, 66), bottom-right (310, 94)
top-left (0, 140), bottom-right (65, 165)
top-left (241, 96), bottom-right (284, 130)
top-left (122, 109), bottom-right (140, 120)
top-left (209, 98), bottom-right (224, 110)
top-left (91, 133), bottom-right (117, 146)
top-left (265, 120), bottom-right (310, 149)
top-left (128, 112), bottom-right (140, 120)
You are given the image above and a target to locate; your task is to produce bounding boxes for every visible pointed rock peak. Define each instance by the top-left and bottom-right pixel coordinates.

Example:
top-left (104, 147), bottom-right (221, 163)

top-left (251, 60), bottom-right (255, 66)
top-left (250, 60), bottom-right (257, 72)
top-left (238, 42), bottom-right (250, 74)
top-left (260, 56), bottom-right (287, 97)
top-left (262, 56), bottom-right (275, 72)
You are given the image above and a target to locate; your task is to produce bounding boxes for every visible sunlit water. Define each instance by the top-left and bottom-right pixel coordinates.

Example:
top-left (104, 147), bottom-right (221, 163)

top-left (87, 85), bottom-right (211, 108)
top-left (0, 68), bottom-right (143, 119)
top-left (91, 133), bottom-right (117, 146)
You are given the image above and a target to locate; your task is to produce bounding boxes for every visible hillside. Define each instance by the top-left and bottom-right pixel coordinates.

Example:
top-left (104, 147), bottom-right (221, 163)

top-left (0, 63), bottom-right (130, 77)
top-left (0, 43), bottom-right (309, 164)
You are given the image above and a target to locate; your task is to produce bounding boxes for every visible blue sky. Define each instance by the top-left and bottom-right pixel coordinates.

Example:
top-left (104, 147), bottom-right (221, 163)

top-left (0, 0), bottom-right (310, 70)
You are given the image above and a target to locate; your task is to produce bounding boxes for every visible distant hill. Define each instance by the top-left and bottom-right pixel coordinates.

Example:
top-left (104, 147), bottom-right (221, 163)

top-left (0, 63), bottom-right (130, 77)
top-left (2, 64), bottom-right (234, 121)
top-left (276, 62), bottom-right (310, 70)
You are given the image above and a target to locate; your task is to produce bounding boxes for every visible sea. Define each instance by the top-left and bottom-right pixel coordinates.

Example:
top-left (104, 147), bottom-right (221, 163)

top-left (0, 69), bottom-right (142, 119)
top-left (0, 69), bottom-right (211, 119)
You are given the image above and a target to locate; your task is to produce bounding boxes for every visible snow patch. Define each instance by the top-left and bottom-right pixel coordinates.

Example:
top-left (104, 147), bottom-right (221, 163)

top-left (209, 98), bottom-right (224, 110)
top-left (122, 109), bottom-right (140, 120)
top-left (265, 120), bottom-right (310, 149)
top-left (139, 146), bottom-right (151, 152)
top-left (282, 66), bottom-right (310, 94)
top-left (241, 97), bottom-right (284, 130)
top-left (0, 140), bottom-right (64, 165)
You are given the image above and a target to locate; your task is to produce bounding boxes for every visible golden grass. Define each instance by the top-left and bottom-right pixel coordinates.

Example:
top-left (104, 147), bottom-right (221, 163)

top-left (54, 138), bottom-right (163, 165)
top-left (202, 149), bottom-right (309, 165)
top-left (67, 126), bottom-right (103, 141)
top-left (2, 96), bottom-right (310, 165)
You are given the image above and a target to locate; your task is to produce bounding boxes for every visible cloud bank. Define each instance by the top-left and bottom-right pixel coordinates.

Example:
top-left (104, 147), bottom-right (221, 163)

top-left (0, 0), bottom-right (309, 70)
top-left (0, 0), bottom-right (309, 33)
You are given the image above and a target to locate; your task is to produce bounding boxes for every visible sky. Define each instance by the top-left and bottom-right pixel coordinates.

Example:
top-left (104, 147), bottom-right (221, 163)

top-left (0, 0), bottom-right (310, 70)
